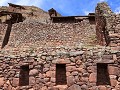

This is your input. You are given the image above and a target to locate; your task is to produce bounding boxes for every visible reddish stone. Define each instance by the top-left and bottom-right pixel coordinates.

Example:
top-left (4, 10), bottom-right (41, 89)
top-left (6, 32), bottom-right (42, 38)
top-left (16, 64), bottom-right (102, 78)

top-left (66, 72), bottom-right (70, 76)
top-left (58, 59), bottom-right (71, 64)
top-left (108, 66), bottom-right (119, 75)
top-left (98, 86), bottom-right (107, 90)
top-left (67, 76), bottom-right (75, 86)
top-left (87, 66), bottom-right (96, 73)
top-left (66, 66), bottom-right (76, 72)
top-left (110, 78), bottom-right (117, 87)
top-left (81, 77), bottom-right (89, 82)
top-left (0, 77), bottom-right (4, 87)
top-left (41, 86), bottom-right (48, 90)
top-left (67, 84), bottom-right (82, 90)
top-left (75, 68), bottom-right (84, 73)
top-left (12, 78), bottom-right (19, 87)
top-left (46, 71), bottom-right (55, 78)
top-left (29, 77), bottom-right (35, 85)
top-left (29, 69), bottom-right (39, 76)
top-left (89, 73), bottom-right (96, 83)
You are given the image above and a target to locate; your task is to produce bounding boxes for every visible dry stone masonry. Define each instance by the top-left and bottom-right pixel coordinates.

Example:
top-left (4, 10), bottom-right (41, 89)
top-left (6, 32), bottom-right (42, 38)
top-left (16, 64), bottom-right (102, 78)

top-left (0, 2), bottom-right (120, 90)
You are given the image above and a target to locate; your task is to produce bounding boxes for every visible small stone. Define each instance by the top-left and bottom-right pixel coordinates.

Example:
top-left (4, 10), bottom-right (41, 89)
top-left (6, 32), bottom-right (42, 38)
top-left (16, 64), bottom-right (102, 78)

top-left (29, 69), bottom-right (39, 76)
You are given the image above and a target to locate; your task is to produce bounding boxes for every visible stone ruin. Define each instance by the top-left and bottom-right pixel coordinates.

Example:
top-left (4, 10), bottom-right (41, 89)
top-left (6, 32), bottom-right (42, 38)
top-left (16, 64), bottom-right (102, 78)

top-left (0, 2), bottom-right (120, 90)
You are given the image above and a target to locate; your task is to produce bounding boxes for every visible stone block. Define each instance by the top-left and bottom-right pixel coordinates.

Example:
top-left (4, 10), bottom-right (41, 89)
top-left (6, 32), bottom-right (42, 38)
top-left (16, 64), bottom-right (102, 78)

top-left (67, 76), bottom-right (75, 86)
top-left (89, 73), bottom-right (96, 83)
top-left (29, 69), bottom-right (39, 76)
top-left (110, 78), bottom-right (117, 87)
top-left (29, 76), bottom-right (35, 85)
top-left (46, 71), bottom-right (55, 78)
top-left (108, 66), bottom-right (119, 75)
top-left (98, 85), bottom-right (107, 90)
top-left (0, 77), bottom-right (4, 87)
top-left (12, 78), bottom-right (19, 87)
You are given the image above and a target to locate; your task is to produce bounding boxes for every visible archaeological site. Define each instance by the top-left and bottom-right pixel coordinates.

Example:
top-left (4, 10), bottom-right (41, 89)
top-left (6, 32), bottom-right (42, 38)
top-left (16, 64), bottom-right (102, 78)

top-left (0, 2), bottom-right (120, 90)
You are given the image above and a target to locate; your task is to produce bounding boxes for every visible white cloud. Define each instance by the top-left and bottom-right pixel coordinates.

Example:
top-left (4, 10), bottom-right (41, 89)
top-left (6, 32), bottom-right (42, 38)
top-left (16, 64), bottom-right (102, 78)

top-left (0, 0), bottom-right (10, 6)
top-left (115, 7), bottom-right (120, 14)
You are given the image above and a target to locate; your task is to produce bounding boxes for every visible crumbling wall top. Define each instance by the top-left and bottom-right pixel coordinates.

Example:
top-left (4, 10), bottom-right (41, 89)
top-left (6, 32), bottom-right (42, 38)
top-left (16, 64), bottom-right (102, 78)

top-left (8, 3), bottom-right (25, 9)
top-left (96, 2), bottom-right (113, 16)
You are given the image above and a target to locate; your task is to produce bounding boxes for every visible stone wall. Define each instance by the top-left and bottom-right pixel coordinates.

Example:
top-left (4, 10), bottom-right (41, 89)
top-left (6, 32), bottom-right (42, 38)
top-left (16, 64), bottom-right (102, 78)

top-left (95, 2), bottom-right (120, 51)
top-left (5, 19), bottom-right (96, 49)
top-left (0, 2), bottom-right (120, 90)
top-left (95, 2), bottom-right (113, 46)
top-left (0, 46), bottom-right (120, 90)
top-left (109, 14), bottom-right (120, 51)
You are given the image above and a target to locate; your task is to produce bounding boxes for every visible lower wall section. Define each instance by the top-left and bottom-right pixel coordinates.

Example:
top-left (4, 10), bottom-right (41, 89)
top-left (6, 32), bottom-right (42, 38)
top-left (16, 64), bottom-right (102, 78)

top-left (0, 47), bottom-right (120, 90)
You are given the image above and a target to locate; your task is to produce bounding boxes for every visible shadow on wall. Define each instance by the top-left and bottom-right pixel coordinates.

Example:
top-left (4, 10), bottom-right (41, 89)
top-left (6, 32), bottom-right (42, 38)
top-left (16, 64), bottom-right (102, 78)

top-left (1, 12), bottom-right (25, 49)
top-left (1, 22), bottom-right (12, 48)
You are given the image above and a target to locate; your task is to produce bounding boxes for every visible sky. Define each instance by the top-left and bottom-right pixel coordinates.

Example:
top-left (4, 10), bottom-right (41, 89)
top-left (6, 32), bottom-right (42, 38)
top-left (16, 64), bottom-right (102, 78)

top-left (0, 0), bottom-right (120, 16)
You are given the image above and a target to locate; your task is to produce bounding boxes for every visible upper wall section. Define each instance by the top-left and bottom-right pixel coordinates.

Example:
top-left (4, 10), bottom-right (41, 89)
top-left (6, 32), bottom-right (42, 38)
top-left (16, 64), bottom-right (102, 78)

top-left (6, 19), bottom-right (96, 49)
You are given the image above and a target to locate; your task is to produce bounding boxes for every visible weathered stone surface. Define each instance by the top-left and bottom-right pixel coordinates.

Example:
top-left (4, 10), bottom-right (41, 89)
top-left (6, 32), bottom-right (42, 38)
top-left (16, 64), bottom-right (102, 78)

top-left (89, 73), bottom-right (96, 83)
top-left (29, 77), bottom-right (35, 85)
top-left (98, 86), bottom-right (107, 90)
top-left (67, 76), bottom-right (75, 86)
top-left (29, 69), bottom-right (39, 76)
top-left (108, 66), bottom-right (119, 75)
top-left (67, 84), bottom-right (82, 90)
top-left (46, 71), bottom-right (55, 78)
top-left (69, 51), bottom-right (84, 56)
top-left (0, 2), bottom-right (120, 90)
top-left (12, 78), bottom-right (19, 87)
top-left (50, 78), bottom-right (56, 83)
top-left (0, 77), bottom-right (4, 87)
top-left (110, 79), bottom-right (117, 87)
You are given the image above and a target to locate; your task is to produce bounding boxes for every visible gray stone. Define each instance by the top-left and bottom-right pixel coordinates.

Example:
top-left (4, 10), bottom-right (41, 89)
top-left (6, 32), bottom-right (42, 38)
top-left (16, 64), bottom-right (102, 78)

top-left (69, 51), bottom-right (84, 56)
top-left (81, 84), bottom-right (88, 90)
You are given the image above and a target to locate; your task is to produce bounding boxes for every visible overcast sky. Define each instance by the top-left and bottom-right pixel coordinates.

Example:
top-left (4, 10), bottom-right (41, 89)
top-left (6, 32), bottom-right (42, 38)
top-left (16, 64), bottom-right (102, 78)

top-left (0, 0), bottom-right (119, 16)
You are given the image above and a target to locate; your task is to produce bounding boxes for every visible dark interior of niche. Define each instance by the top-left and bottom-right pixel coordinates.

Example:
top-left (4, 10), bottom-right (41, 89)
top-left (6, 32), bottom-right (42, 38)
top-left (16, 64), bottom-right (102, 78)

top-left (19, 65), bottom-right (29, 86)
top-left (97, 63), bottom-right (111, 85)
top-left (56, 64), bottom-right (67, 85)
